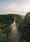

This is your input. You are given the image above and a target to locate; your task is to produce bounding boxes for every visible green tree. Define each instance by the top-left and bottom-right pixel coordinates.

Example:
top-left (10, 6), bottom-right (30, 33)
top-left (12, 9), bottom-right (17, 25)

top-left (23, 12), bottom-right (30, 26)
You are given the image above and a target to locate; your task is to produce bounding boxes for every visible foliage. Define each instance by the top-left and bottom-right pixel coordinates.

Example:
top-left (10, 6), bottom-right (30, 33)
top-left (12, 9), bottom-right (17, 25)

top-left (0, 15), bottom-right (14, 24)
top-left (21, 12), bottom-right (30, 42)
top-left (23, 12), bottom-right (30, 26)
top-left (0, 14), bottom-right (24, 42)
top-left (0, 29), bottom-right (7, 42)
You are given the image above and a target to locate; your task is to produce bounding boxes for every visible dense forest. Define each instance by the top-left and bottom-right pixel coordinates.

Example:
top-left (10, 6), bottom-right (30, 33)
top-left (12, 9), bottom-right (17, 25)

top-left (0, 12), bottom-right (30, 42)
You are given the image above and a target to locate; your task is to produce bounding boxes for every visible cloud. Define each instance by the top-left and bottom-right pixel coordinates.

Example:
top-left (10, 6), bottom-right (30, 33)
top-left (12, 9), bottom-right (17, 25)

top-left (0, 3), bottom-right (30, 16)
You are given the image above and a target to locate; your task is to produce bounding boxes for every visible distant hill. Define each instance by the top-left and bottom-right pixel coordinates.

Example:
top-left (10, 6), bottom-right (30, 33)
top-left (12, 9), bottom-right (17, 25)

top-left (0, 14), bottom-right (25, 24)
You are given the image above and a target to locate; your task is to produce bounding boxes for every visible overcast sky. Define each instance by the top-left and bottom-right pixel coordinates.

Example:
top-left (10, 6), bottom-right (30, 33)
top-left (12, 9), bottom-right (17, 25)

top-left (0, 0), bottom-right (30, 16)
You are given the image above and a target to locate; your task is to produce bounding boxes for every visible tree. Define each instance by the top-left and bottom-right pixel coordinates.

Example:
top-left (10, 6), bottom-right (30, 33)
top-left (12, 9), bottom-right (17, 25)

top-left (23, 12), bottom-right (30, 25)
top-left (21, 12), bottom-right (30, 42)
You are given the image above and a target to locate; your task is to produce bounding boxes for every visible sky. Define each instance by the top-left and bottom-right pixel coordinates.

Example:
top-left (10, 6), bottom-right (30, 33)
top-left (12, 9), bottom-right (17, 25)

top-left (0, 0), bottom-right (30, 16)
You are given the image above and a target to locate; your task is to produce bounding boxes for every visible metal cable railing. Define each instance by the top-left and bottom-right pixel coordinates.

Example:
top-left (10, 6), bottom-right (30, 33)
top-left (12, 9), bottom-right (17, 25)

top-left (22, 24), bottom-right (30, 27)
